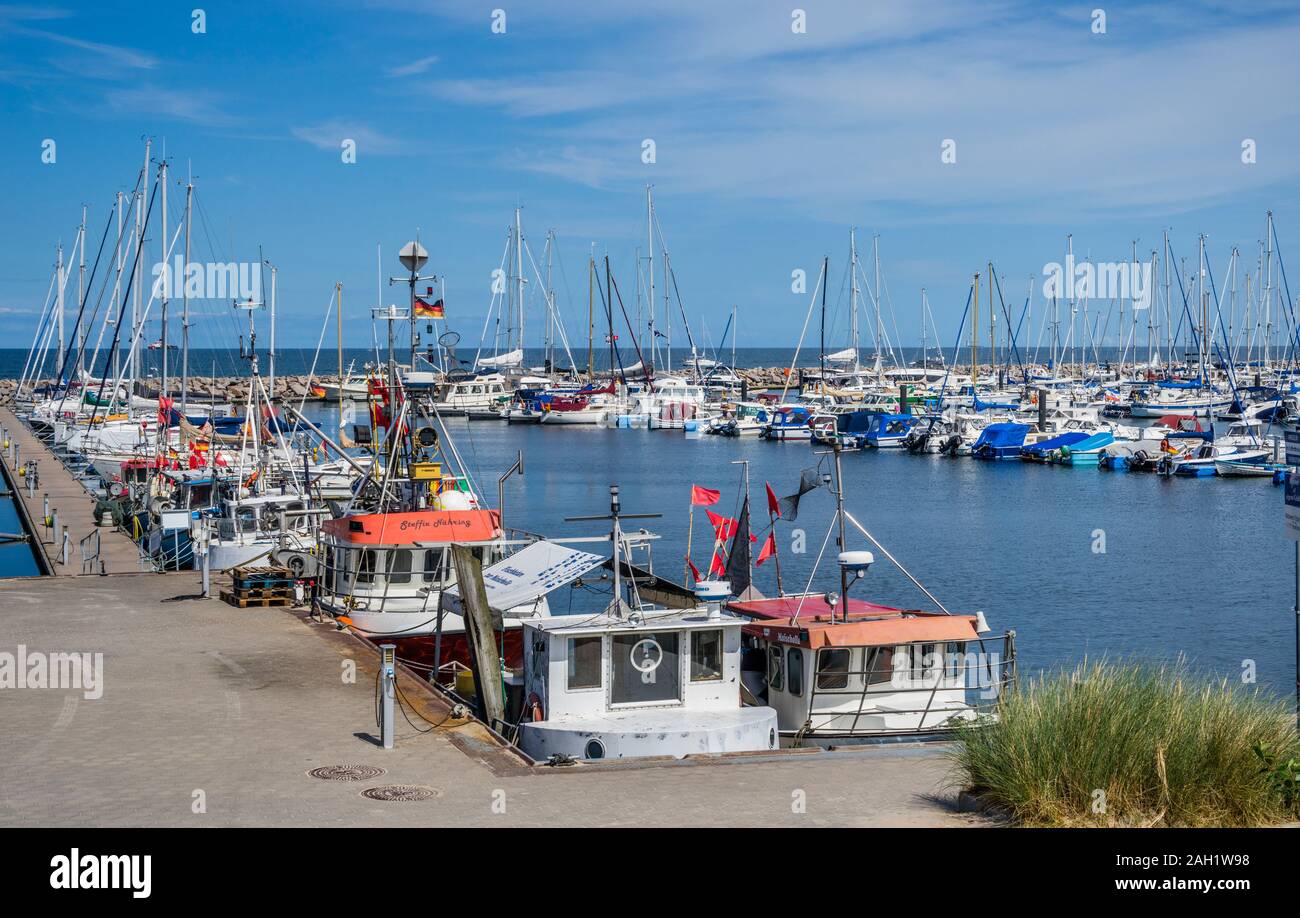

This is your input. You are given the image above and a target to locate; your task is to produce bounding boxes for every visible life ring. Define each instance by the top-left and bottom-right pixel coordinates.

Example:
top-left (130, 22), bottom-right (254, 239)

top-left (527, 692), bottom-right (544, 722)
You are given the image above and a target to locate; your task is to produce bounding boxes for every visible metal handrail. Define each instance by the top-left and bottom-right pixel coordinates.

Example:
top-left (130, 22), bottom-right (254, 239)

top-left (79, 529), bottom-right (101, 574)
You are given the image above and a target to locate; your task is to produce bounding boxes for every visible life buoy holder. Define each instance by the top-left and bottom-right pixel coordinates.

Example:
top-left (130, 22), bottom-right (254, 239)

top-left (527, 692), bottom-right (544, 722)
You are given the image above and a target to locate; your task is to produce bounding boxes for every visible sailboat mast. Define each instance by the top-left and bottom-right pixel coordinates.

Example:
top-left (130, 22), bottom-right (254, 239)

top-left (159, 158), bottom-right (169, 398)
top-left (112, 191), bottom-right (124, 381)
top-left (646, 185), bottom-right (656, 371)
top-left (587, 245), bottom-right (594, 378)
top-left (850, 228), bottom-right (859, 369)
top-left (181, 178), bottom-right (193, 410)
top-left (972, 272), bottom-right (979, 386)
top-left (515, 207), bottom-right (524, 357)
top-left (336, 282), bottom-right (344, 435)
top-left (819, 255), bottom-right (828, 383)
top-left (77, 206), bottom-right (86, 377)
top-left (873, 234), bottom-right (882, 371)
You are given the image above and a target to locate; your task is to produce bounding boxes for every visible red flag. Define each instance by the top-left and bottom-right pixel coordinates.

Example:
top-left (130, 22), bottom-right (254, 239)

top-left (765, 482), bottom-right (781, 518)
top-left (756, 532), bottom-right (777, 566)
top-left (709, 551), bottom-right (726, 576)
top-left (691, 485), bottom-right (721, 506)
top-left (686, 558), bottom-right (702, 582)
top-left (706, 509), bottom-right (737, 539)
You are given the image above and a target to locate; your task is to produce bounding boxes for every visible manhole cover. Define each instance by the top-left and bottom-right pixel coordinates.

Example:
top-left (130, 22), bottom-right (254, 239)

top-left (308, 764), bottom-right (387, 782)
top-left (360, 784), bottom-right (440, 802)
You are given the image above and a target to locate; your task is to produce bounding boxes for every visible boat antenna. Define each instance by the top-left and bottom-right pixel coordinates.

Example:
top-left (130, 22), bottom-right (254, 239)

top-left (565, 484), bottom-right (660, 619)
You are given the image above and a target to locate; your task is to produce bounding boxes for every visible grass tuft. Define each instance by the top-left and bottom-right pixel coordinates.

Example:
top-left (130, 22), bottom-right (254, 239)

top-left (950, 659), bottom-right (1300, 827)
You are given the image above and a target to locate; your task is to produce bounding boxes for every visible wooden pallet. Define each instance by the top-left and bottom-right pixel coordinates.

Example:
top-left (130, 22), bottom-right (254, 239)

top-left (232, 565), bottom-right (296, 591)
top-left (220, 589), bottom-right (292, 609)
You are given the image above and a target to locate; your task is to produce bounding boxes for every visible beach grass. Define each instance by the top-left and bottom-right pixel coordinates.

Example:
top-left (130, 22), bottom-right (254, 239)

top-left (951, 659), bottom-right (1300, 827)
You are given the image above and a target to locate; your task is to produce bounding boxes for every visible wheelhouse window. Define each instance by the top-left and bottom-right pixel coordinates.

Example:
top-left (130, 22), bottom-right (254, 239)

top-left (946, 641), bottom-right (967, 681)
top-left (355, 549), bottom-right (377, 585)
top-left (567, 636), bottom-right (602, 690)
top-left (787, 647), bottom-right (804, 697)
top-left (910, 643), bottom-right (937, 680)
top-left (423, 548), bottom-right (444, 583)
top-left (387, 549), bottom-right (412, 584)
top-left (689, 629), bottom-right (723, 682)
top-left (816, 648), bottom-right (850, 689)
top-left (767, 645), bottom-right (784, 691)
top-left (611, 632), bottom-right (680, 705)
top-left (868, 647), bottom-right (896, 685)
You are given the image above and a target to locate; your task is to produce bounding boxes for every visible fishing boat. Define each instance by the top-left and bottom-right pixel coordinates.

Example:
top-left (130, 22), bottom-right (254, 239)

top-left (515, 490), bottom-right (778, 762)
top-left (431, 373), bottom-right (509, 415)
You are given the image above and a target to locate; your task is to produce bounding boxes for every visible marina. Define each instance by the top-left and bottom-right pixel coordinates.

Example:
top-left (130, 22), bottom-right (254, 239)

top-left (3, 3), bottom-right (1300, 860)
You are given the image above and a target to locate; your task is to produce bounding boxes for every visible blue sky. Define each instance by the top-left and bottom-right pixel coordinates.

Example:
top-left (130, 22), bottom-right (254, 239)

top-left (2, 0), bottom-right (1299, 355)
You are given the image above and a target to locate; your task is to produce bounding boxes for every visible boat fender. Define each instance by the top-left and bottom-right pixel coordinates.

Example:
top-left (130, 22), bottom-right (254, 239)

top-left (527, 692), bottom-right (544, 722)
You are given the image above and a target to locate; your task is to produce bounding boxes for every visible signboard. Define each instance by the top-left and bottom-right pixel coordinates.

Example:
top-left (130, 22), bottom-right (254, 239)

top-left (1285, 473), bottom-right (1300, 541)
top-left (1286, 430), bottom-right (1300, 466)
top-left (445, 540), bottom-right (606, 614)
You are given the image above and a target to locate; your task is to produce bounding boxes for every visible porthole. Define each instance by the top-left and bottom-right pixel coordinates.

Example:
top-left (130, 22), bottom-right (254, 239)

top-left (584, 738), bottom-right (606, 760)
top-left (769, 728), bottom-right (776, 749)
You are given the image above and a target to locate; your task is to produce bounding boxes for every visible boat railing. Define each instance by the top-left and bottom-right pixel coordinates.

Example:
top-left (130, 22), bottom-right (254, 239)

top-left (799, 632), bottom-right (1017, 738)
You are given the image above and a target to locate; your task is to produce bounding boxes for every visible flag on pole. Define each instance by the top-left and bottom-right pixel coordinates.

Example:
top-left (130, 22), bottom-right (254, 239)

top-left (724, 496), bottom-right (753, 594)
top-left (765, 482), bottom-right (781, 518)
top-left (709, 551), bottom-right (726, 576)
top-left (686, 558), bottom-right (702, 582)
top-left (756, 532), bottom-right (777, 566)
top-left (691, 485), bottom-right (721, 506)
top-left (706, 509), bottom-right (738, 539)
top-left (414, 296), bottom-right (444, 318)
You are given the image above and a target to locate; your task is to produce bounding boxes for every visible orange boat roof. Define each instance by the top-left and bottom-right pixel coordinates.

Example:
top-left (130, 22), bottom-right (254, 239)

top-left (322, 509), bottom-right (500, 545)
top-left (743, 612), bottom-right (982, 649)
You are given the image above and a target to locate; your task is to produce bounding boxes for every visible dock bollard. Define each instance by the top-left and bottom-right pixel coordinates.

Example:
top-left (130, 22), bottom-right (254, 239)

top-left (42, 495), bottom-right (49, 522)
top-left (380, 644), bottom-right (396, 749)
top-left (50, 508), bottom-right (58, 542)
top-left (60, 528), bottom-right (69, 566)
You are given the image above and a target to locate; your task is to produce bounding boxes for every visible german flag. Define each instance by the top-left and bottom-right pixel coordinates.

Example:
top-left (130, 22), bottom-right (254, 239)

top-left (414, 296), bottom-right (444, 319)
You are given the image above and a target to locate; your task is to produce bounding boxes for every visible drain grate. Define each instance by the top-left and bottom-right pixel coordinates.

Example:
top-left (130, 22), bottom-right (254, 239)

top-left (308, 764), bottom-right (387, 782)
top-left (360, 784), bottom-right (440, 802)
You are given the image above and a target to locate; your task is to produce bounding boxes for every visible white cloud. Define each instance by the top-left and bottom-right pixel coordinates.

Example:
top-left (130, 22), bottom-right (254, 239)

top-left (386, 55), bottom-right (440, 78)
top-left (291, 120), bottom-right (403, 154)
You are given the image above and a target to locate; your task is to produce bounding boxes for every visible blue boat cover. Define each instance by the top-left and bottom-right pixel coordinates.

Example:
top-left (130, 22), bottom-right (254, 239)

top-left (1021, 430), bottom-right (1090, 456)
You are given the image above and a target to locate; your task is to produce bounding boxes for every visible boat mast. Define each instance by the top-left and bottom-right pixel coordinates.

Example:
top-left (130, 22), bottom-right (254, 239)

top-left (336, 282), bottom-right (344, 436)
top-left (55, 243), bottom-right (64, 381)
top-left (819, 255), bottom-right (828, 385)
top-left (266, 258), bottom-right (277, 400)
top-left (159, 157), bottom-right (169, 398)
top-left (181, 176), bottom-right (193, 410)
top-left (112, 191), bottom-right (124, 381)
top-left (132, 139), bottom-right (149, 398)
top-left (972, 271), bottom-right (979, 387)
top-left (646, 185), bottom-right (656, 372)
top-left (587, 245), bottom-right (594, 378)
top-left (850, 228), bottom-right (859, 371)
top-left (1264, 211), bottom-right (1274, 370)
top-left (873, 234), bottom-right (882, 373)
top-left (515, 208), bottom-right (525, 358)
top-left (77, 206), bottom-right (86, 378)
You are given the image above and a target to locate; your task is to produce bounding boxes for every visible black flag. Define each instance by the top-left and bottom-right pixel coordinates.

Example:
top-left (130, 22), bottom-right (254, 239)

top-left (778, 468), bottom-right (822, 521)
top-left (724, 496), bottom-right (752, 595)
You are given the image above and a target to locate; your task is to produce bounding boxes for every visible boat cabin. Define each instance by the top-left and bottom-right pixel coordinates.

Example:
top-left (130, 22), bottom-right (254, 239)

top-left (516, 584), bottom-right (779, 762)
top-left (730, 594), bottom-right (1016, 744)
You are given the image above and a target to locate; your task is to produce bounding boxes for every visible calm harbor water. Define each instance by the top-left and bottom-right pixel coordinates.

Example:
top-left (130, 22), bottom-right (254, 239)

top-left (319, 405), bottom-right (1298, 697)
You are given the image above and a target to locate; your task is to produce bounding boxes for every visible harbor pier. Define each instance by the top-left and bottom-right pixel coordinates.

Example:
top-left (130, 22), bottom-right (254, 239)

top-left (0, 571), bottom-right (979, 828)
top-left (0, 406), bottom-right (142, 575)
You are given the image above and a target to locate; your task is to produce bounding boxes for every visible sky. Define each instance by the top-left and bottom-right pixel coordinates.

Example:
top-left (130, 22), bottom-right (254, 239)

top-left (1, 0), bottom-right (1299, 358)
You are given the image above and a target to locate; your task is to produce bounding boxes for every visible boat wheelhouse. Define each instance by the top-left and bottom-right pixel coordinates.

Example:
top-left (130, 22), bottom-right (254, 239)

top-left (517, 582), bottom-right (779, 761)
top-left (431, 373), bottom-right (509, 415)
top-left (731, 594), bottom-right (1016, 744)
